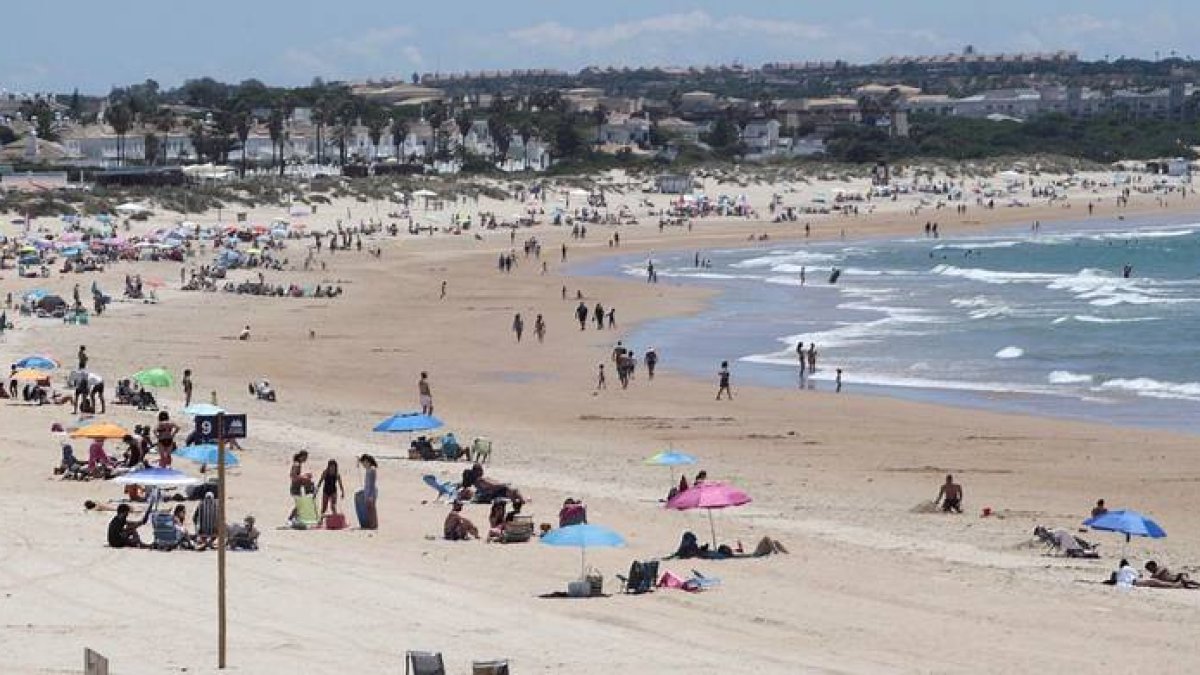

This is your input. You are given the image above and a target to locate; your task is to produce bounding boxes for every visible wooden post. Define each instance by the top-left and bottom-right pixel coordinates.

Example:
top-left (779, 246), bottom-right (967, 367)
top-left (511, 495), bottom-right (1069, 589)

top-left (217, 412), bottom-right (227, 669)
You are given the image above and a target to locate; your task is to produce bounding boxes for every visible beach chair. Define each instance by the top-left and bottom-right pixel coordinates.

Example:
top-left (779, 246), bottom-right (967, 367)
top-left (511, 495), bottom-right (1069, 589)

top-left (292, 495), bottom-right (320, 529)
top-left (470, 437), bottom-right (492, 464)
top-left (405, 650), bottom-right (446, 675)
top-left (151, 512), bottom-right (181, 550)
top-left (421, 474), bottom-right (459, 502)
top-left (472, 659), bottom-right (510, 675)
top-left (193, 497), bottom-right (219, 549)
top-left (500, 515), bottom-right (534, 544)
top-left (617, 560), bottom-right (658, 594)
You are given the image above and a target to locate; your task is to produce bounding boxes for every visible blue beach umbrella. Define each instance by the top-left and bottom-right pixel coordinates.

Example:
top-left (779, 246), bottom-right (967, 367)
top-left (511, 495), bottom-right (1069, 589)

top-left (14, 355), bottom-right (59, 371)
top-left (645, 449), bottom-right (698, 495)
top-left (541, 524), bottom-right (626, 579)
top-left (372, 412), bottom-right (444, 433)
top-left (1084, 509), bottom-right (1166, 556)
top-left (22, 289), bottom-right (49, 302)
top-left (644, 450), bottom-right (698, 466)
top-left (176, 444), bottom-right (240, 467)
top-left (183, 403), bottom-right (226, 416)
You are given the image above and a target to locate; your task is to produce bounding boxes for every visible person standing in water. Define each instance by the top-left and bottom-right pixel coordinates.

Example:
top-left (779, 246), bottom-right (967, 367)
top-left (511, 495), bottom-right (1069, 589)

top-left (807, 344), bottom-right (817, 374)
top-left (716, 361), bottom-right (732, 400)
top-left (796, 342), bottom-right (806, 381)
top-left (835, 368), bottom-right (843, 393)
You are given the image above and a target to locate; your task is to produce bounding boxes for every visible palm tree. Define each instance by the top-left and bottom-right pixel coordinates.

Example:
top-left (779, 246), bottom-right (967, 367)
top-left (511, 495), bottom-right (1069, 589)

top-left (364, 104), bottom-right (388, 162)
top-left (106, 102), bottom-right (133, 166)
top-left (390, 116), bottom-right (409, 163)
top-left (267, 107), bottom-right (287, 176)
top-left (233, 109), bottom-right (252, 178)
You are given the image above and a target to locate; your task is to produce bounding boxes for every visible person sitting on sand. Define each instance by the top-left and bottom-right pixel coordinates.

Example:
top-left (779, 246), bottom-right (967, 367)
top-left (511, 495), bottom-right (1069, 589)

top-left (1145, 561), bottom-right (1200, 589)
top-left (934, 474), bottom-right (963, 513)
top-left (1091, 499), bottom-right (1108, 519)
top-left (238, 325), bottom-right (251, 341)
top-left (86, 438), bottom-right (115, 479)
top-left (486, 499), bottom-right (509, 542)
top-left (227, 515), bottom-right (260, 550)
top-left (107, 503), bottom-right (149, 548)
top-left (444, 502), bottom-right (479, 541)
top-left (172, 504), bottom-right (195, 550)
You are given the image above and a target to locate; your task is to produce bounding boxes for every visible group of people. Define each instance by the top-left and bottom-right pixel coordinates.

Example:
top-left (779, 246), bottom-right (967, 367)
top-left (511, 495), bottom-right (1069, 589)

top-left (598, 341), bottom-right (657, 390)
top-left (287, 451), bottom-right (378, 530)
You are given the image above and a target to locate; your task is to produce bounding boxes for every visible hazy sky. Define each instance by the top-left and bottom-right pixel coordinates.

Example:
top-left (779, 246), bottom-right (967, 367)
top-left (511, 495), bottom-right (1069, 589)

top-left (4, 0), bottom-right (1195, 93)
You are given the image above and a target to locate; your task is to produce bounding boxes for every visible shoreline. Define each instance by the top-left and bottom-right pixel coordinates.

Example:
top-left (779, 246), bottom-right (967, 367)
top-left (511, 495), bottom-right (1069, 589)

top-left (5, 179), bottom-right (1200, 673)
top-left (569, 204), bottom-right (1200, 437)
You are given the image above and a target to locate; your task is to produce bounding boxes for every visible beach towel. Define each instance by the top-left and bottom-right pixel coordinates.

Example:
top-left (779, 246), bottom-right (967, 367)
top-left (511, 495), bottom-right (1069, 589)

top-left (292, 495), bottom-right (319, 529)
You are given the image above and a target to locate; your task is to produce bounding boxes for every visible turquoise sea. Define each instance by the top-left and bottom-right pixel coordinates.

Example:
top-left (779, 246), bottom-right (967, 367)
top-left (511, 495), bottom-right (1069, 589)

top-left (590, 214), bottom-right (1200, 434)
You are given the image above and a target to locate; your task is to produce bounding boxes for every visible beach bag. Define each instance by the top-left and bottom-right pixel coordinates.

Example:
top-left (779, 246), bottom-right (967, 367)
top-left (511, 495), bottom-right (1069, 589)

top-left (586, 568), bottom-right (604, 596)
top-left (322, 513), bottom-right (347, 530)
top-left (80, 398), bottom-right (94, 414)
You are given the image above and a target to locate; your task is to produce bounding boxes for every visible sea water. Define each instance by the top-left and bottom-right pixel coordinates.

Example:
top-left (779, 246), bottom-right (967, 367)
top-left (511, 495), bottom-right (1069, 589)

top-left (594, 216), bottom-right (1200, 434)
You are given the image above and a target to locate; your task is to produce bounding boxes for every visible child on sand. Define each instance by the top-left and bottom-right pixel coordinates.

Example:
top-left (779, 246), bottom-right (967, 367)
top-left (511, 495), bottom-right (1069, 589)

top-left (716, 361), bottom-right (732, 400)
top-left (316, 459), bottom-right (345, 517)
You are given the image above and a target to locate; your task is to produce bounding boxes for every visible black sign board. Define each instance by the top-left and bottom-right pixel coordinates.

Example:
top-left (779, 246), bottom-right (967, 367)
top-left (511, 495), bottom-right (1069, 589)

top-left (195, 414), bottom-right (248, 441)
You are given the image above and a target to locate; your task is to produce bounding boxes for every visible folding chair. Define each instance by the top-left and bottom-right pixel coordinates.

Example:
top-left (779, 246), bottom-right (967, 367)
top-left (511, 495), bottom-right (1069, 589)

top-left (473, 659), bottom-right (510, 675)
top-left (405, 650), bottom-right (446, 675)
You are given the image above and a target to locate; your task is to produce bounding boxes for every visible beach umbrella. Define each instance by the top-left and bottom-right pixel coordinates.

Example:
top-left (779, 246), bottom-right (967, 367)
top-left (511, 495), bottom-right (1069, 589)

top-left (541, 523), bottom-right (626, 580)
top-left (70, 422), bottom-right (130, 439)
top-left (13, 355), bottom-right (59, 371)
top-left (111, 467), bottom-right (201, 487)
top-left (183, 403), bottom-right (225, 416)
top-left (133, 368), bottom-right (174, 388)
top-left (666, 482), bottom-right (753, 549)
top-left (11, 368), bottom-right (51, 382)
top-left (645, 449), bottom-right (699, 494)
top-left (1083, 509), bottom-right (1166, 556)
top-left (644, 450), bottom-right (698, 466)
top-left (22, 289), bottom-right (49, 302)
top-left (176, 444), bottom-right (240, 467)
top-left (372, 412), bottom-right (443, 433)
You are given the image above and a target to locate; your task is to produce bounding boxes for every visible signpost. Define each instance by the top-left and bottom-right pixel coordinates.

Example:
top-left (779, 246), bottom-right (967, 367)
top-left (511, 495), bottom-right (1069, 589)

top-left (195, 412), bottom-right (247, 669)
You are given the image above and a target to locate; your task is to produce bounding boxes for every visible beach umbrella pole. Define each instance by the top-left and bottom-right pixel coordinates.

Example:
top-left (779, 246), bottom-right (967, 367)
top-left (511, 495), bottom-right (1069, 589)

top-left (216, 413), bottom-right (228, 669)
top-left (708, 510), bottom-right (717, 550)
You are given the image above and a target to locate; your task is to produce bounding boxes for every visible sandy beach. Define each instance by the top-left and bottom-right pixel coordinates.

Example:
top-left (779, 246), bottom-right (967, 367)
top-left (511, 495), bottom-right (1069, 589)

top-left (3, 173), bottom-right (1200, 674)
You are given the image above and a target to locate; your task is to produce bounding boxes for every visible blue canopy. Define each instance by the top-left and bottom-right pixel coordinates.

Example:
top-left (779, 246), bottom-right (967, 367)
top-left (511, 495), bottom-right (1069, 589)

top-left (1084, 509), bottom-right (1166, 539)
top-left (176, 444), bottom-right (240, 467)
top-left (372, 412), bottom-right (443, 433)
top-left (14, 355), bottom-right (59, 370)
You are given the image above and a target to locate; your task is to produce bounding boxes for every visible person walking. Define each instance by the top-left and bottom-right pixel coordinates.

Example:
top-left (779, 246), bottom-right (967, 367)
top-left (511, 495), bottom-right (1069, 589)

top-left (596, 363), bottom-right (607, 390)
top-left (607, 308), bottom-right (616, 329)
top-left (594, 303), bottom-right (605, 330)
top-left (182, 369), bottom-right (194, 408)
top-left (716, 361), bottom-right (732, 400)
top-left (645, 348), bottom-right (658, 380)
top-left (576, 301), bottom-right (588, 330)
top-left (534, 314), bottom-right (546, 343)
top-left (440, 280), bottom-right (447, 299)
top-left (418, 371), bottom-right (434, 414)
top-left (78, 345), bottom-right (88, 370)
top-left (512, 313), bottom-right (525, 342)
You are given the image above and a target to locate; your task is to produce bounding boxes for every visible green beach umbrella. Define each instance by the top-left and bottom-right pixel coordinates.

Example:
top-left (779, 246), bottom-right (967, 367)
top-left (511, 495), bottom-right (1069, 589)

top-left (133, 367), bottom-right (174, 388)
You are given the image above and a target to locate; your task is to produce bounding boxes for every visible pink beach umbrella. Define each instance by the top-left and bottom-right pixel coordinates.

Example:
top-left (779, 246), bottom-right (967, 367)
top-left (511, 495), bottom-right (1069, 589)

top-left (666, 482), bottom-right (752, 549)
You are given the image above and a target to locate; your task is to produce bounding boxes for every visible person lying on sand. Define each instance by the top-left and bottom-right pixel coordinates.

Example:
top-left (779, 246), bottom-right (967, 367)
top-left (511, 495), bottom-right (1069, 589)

top-left (1103, 559), bottom-right (1198, 589)
top-left (669, 531), bottom-right (789, 559)
top-left (1145, 561), bottom-right (1200, 589)
top-left (444, 502), bottom-right (479, 541)
top-left (460, 463), bottom-right (526, 508)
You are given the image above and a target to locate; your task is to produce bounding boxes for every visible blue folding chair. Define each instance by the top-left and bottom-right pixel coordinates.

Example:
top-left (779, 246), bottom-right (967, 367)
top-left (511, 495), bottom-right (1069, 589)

top-left (422, 474), bottom-right (459, 502)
